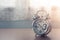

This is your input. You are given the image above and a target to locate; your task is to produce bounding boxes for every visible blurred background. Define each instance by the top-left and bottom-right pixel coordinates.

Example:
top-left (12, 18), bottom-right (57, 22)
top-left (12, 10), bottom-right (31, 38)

top-left (0, 0), bottom-right (60, 40)
top-left (0, 0), bottom-right (60, 28)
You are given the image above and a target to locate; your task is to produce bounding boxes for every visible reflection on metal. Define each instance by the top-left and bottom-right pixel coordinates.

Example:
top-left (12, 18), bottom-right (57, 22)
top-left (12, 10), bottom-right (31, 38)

top-left (32, 9), bottom-right (51, 36)
top-left (34, 35), bottom-right (51, 40)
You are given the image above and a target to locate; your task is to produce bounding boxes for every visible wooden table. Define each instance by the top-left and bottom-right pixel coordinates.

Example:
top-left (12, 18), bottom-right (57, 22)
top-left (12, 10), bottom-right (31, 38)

top-left (0, 28), bottom-right (60, 40)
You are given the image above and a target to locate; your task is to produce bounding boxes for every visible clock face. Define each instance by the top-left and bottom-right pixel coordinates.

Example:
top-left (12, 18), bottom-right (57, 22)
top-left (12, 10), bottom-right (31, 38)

top-left (37, 21), bottom-right (48, 34)
top-left (34, 20), bottom-right (49, 35)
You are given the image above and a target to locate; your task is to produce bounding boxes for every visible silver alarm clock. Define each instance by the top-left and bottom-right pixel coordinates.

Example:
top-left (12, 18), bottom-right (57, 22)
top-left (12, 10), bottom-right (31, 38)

top-left (32, 9), bottom-right (51, 36)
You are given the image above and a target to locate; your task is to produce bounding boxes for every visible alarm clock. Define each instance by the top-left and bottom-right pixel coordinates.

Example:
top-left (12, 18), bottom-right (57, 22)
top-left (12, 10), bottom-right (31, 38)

top-left (32, 9), bottom-right (51, 36)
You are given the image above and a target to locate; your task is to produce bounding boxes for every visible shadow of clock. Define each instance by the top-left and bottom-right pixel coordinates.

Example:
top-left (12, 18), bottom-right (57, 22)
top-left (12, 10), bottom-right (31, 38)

top-left (34, 35), bottom-right (51, 40)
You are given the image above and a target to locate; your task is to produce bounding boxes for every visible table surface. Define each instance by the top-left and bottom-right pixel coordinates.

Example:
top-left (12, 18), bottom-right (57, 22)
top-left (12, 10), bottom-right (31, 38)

top-left (0, 28), bottom-right (60, 40)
